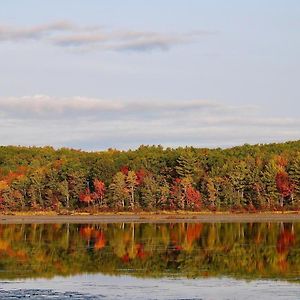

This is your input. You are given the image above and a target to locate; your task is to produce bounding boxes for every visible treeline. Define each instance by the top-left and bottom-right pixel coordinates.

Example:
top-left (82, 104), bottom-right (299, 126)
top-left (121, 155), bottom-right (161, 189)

top-left (0, 140), bottom-right (300, 211)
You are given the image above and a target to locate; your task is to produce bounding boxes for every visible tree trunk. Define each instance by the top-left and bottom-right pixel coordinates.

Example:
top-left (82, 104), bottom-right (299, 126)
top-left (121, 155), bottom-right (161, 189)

top-left (280, 195), bottom-right (284, 208)
top-left (130, 187), bottom-right (135, 210)
top-left (66, 194), bottom-right (70, 209)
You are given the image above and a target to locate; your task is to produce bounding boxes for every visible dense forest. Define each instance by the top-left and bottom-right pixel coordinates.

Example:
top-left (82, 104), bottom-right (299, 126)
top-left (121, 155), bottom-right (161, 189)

top-left (0, 222), bottom-right (298, 281)
top-left (0, 140), bottom-right (300, 212)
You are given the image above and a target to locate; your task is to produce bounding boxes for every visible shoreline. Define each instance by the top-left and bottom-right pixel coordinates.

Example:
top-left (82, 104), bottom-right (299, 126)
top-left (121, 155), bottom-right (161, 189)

top-left (1, 211), bottom-right (300, 223)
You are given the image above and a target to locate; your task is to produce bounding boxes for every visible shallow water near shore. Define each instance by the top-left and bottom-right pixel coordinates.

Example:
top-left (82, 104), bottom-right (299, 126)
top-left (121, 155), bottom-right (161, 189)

top-left (1, 222), bottom-right (300, 299)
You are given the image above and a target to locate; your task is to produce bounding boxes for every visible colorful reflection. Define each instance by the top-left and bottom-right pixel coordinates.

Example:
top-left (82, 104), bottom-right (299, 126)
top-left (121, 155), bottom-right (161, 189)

top-left (0, 222), bottom-right (299, 281)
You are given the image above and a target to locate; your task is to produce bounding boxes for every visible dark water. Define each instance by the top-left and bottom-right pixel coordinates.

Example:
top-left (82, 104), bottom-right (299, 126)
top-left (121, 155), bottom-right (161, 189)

top-left (0, 222), bottom-right (300, 299)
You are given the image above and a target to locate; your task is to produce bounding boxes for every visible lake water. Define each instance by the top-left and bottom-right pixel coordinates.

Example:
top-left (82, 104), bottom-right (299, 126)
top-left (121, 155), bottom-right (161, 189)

top-left (0, 222), bottom-right (300, 299)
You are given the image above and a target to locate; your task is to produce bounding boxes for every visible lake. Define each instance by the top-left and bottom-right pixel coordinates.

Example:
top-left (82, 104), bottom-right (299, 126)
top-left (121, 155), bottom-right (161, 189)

top-left (0, 222), bottom-right (300, 299)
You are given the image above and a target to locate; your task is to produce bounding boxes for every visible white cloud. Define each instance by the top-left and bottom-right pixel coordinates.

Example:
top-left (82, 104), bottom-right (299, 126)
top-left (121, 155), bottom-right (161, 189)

top-left (0, 95), bottom-right (299, 150)
top-left (0, 95), bottom-right (219, 119)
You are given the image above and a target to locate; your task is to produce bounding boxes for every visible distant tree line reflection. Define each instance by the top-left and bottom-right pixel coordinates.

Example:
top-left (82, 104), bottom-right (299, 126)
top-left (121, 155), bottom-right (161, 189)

top-left (0, 222), bottom-right (299, 281)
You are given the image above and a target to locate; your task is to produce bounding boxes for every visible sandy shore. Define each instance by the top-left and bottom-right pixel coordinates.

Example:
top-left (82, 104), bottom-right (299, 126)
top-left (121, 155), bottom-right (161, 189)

top-left (1, 212), bottom-right (300, 224)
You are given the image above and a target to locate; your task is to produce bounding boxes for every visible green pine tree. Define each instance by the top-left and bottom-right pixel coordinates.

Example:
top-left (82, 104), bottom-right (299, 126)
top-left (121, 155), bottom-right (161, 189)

top-left (175, 151), bottom-right (198, 179)
top-left (261, 161), bottom-right (279, 207)
top-left (289, 155), bottom-right (300, 201)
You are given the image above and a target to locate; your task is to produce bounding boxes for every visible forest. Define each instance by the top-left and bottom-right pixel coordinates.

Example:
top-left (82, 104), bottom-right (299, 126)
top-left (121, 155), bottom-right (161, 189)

top-left (0, 140), bottom-right (299, 212)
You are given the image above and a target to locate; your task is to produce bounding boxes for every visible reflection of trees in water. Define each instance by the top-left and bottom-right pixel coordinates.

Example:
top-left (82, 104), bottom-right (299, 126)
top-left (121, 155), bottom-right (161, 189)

top-left (0, 222), bottom-right (299, 281)
top-left (276, 223), bottom-right (295, 272)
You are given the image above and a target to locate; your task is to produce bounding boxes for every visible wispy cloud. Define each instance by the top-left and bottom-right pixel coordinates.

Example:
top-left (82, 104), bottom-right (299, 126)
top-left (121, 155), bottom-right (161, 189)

top-left (0, 21), bottom-right (213, 52)
top-left (0, 95), bottom-right (220, 119)
top-left (0, 95), bottom-right (299, 149)
top-left (0, 21), bottom-right (73, 41)
top-left (53, 30), bottom-right (206, 52)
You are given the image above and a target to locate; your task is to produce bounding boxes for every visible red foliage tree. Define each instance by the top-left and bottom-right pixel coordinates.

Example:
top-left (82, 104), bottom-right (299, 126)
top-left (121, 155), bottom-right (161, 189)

top-left (79, 188), bottom-right (94, 205)
top-left (186, 186), bottom-right (202, 210)
top-left (120, 166), bottom-right (129, 176)
top-left (93, 179), bottom-right (105, 203)
top-left (276, 155), bottom-right (288, 168)
top-left (4, 166), bottom-right (27, 184)
top-left (80, 179), bottom-right (106, 207)
top-left (276, 171), bottom-right (293, 199)
top-left (136, 169), bottom-right (146, 185)
top-left (174, 178), bottom-right (181, 184)
top-left (170, 178), bottom-right (202, 210)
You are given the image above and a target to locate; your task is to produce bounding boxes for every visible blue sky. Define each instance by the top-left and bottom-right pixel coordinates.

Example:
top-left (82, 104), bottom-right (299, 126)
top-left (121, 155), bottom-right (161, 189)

top-left (0, 0), bottom-right (299, 150)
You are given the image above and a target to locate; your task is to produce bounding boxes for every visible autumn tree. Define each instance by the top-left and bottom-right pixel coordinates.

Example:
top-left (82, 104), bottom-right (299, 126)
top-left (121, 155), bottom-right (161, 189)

top-left (28, 168), bottom-right (46, 208)
top-left (126, 171), bottom-right (137, 210)
top-left (206, 177), bottom-right (218, 209)
top-left (109, 172), bottom-right (128, 209)
top-left (66, 170), bottom-right (87, 208)
top-left (185, 184), bottom-right (201, 210)
top-left (93, 179), bottom-right (106, 207)
top-left (0, 180), bottom-right (10, 209)
top-left (276, 171), bottom-right (293, 207)
top-left (79, 188), bottom-right (94, 206)
top-left (170, 177), bottom-right (201, 210)
top-left (11, 175), bottom-right (29, 209)
top-left (156, 177), bottom-right (171, 209)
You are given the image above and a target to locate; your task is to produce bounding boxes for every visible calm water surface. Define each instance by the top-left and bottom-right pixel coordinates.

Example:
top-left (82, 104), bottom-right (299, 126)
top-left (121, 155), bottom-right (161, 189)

top-left (0, 222), bottom-right (300, 299)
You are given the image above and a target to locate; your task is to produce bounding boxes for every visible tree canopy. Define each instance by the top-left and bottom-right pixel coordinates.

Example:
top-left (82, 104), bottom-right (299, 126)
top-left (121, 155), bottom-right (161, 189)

top-left (0, 140), bottom-right (299, 211)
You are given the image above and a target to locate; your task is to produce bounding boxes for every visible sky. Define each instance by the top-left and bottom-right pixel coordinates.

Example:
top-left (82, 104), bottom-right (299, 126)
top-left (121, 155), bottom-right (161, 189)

top-left (0, 0), bottom-right (299, 150)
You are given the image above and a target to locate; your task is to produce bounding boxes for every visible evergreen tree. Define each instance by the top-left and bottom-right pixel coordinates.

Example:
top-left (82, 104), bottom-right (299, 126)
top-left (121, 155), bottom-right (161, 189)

top-left (206, 177), bottom-right (217, 208)
top-left (140, 175), bottom-right (159, 209)
top-left (289, 155), bottom-right (300, 201)
top-left (220, 178), bottom-right (235, 209)
top-left (175, 151), bottom-right (198, 179)
top-left (109, 172), bottom-right (128, 209)
top-left (261, 161), bottom-right (280, 208)
top-left (58, 179), bottom-right (70, 209)
top-left (229, 161), bottom-right (248, 207)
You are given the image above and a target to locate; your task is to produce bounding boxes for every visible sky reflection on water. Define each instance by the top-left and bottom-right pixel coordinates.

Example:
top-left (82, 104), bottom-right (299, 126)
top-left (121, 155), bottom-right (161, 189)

top-left (1, 274), bottom-right (300, 300)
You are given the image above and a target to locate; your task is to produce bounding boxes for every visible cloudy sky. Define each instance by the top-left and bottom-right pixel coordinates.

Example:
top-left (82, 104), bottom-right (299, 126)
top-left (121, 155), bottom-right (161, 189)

top-left (1, 0), bottom-right (299, 150)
